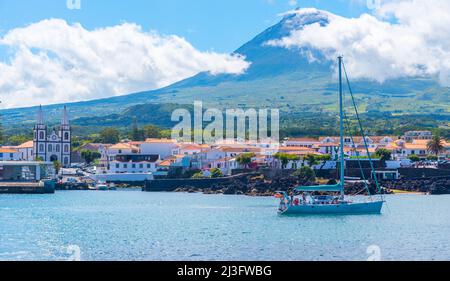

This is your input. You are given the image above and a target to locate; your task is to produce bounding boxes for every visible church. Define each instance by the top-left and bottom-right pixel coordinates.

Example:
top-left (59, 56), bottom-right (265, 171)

top-left (33, 106), bottom-right (72, 167)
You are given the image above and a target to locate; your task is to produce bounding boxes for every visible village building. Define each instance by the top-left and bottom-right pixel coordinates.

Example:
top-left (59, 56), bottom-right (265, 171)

top-left (402, 131), bottom-right (433, 142)
top-left (13, 141), bottom-right (34, 161)
top-left (284, 137), bottom-right (320, 148)
top-left (108, 154), bottom-right (159, 174)
top-left (0, 148), bottom-right (21, 161)
top-left (140, 139), bottom-right (179, 160)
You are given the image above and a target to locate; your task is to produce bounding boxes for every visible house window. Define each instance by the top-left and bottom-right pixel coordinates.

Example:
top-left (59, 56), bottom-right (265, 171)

top-left (132, 164), bottom-right (136, 169)
top-left (39, 144), bottom-right (44, 152)
top-left (123, 164), bottom-right (128, 168)
top-left (64, 132), bottom-right (69, 140)
top-left (56, 145), bottom-right (60, 152)
top-left (64, 145), bottom-right (69, 153)
top-left (10, 153), bottom-right (14, 158)
top-left (63, 157), bottom-right (69, 165)
top-left (39, 131), bottom-right (44, 140)
top-left (139, 164), bottom-right (143, 169)
top-left (147, 164), bottom-right (151, 168)
top-left (48, 144), bottom-right (53, 152)
top-left (0, 153), bottom-right (3, 158)
top-left (116, 164), bottom-right (120, 169)
top-left (118, 150), bottom-right (122, 154)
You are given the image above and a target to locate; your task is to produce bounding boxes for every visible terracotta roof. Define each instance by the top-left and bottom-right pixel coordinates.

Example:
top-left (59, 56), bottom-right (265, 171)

top-left (109, 143), bottom-right (139, 150)
top-left (344, 147), bottom-right (376, 153)
top-left (180, 144), bottom-right (202, 150)
top-left (145, 138), bottom-right (176, 143)
top-left (0, 148), bottom-right (18, 153)
top-left (158, 160), bottom-right (173, 167)
top-left (218, 146), bottom-right (261, 153)
top-left (285, 151), bottom-right (322, 156)
top-left (129, 141), bottom-right (144, 146)
top-left (277, 146), bottom-right (315, 152)
top-left (319, 137), bottom-right (338, 142)
top-left (318, 143), bottom-right (339, 147)
top-left (404, 143), bottom-right (427, 150)
top-left (286, 137), bottom-right (320, 143)
top-left (17, 141), bottom-right (34, 148)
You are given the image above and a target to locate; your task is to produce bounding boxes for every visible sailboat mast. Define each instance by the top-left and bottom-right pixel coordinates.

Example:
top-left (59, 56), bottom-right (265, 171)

top-left (338, 56), bottom-right (345, 196)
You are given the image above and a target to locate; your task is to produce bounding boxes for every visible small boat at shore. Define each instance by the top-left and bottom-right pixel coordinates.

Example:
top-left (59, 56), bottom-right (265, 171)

top-left (88, 180), bottom-right (109, 191)
top-left (277, 56), bottom-right (384, 215)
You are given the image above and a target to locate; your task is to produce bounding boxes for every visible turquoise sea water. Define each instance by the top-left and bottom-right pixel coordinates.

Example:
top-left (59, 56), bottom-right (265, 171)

top-left (0, 190), bottom-right (449, 261)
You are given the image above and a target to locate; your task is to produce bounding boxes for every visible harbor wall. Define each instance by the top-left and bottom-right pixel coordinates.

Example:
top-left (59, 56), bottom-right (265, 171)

top-left (143, 173), bottom-right (253, 192)
top-left (0, 180), bottom-right (55, 194)
top-left (398, 168), bottom-right (450, 179)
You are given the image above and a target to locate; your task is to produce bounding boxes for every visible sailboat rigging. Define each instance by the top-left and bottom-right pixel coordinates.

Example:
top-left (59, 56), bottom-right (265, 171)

top-left (277, 56), bottom-right (385, 215)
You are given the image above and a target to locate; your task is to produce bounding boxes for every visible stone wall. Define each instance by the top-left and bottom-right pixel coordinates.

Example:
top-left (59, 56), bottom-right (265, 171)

top-left (398, 168), bottom-right (450, 179)
top-left (143, 173), bottom-right (254, 192)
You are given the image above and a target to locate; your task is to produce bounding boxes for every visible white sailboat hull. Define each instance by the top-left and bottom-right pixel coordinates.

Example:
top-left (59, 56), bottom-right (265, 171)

top-left (280, 200), bottom-right (384, 215)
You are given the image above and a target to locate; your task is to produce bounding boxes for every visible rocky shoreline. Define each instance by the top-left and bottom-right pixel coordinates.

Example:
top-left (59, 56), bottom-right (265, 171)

top-left (173, 173), bottom-right (450, 196)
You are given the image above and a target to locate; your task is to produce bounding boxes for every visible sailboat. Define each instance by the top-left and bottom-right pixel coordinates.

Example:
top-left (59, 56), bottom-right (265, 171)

top-left (277, 56), bottom-right (385, 215)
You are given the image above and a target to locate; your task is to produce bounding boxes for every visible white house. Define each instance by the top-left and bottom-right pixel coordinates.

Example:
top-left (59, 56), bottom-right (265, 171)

top-left (15, 141), bottom-right (34, 161)
top-left (284, 137), bottom-right (320, 148)
top-left (108, 154), bottom-right (159, 174)
top-left (0, 148), bottom-right (21, 161)
top-left (403, 131), bottom-right (432, 142)
top-left (140, 139), bottom-right (178, 160)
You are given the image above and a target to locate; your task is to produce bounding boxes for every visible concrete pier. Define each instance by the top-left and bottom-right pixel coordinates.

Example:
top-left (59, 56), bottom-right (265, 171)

top-left (0, 180), bottom-right (55, 194)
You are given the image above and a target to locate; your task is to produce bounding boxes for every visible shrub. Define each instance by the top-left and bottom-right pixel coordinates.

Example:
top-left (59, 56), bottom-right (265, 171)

top-left (210, 168), bottom-right (223, 178)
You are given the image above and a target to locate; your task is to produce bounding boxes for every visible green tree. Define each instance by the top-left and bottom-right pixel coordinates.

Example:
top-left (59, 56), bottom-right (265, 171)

top-left (99, 128), bottom-right (120, 144)
top-left (304, 154), bottom-right (319, 167)
top-left (291, 166), bottom-right (316, 183)
top-left (408, 154), bottom-right (420, 162)
top-left (143, 124), bottom-right (161, 139)
top-left (130, 118), bottom-right (145, 141)
top-left (375, 148), bottom-right (392, 162)
top-left (80, 150), bottom-right (102, 165)
top-left (427, 155), bottom-right (438, 161)
top-left (427, 135), bottom-right (445, 156)
top-left (7, 135), bottom-right (30, 146)
top-left (236, 153), bottom-right (255, 169)
top-left (160, 130), bottom-right (172, 139)
top-left (192, 172), bottom-right (205, 179)
top-left (274, 153), bottom-right (299, 169)
top-left (210, 168), bottom-right (223, 178)
top-left (53, 161), bottom-right (62, 175)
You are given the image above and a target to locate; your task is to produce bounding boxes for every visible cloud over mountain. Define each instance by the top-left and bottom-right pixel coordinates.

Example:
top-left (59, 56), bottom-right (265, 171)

top-left (0, 19), bottom-right (250, 108)
top-left (268, 1), bottom-right (450, 86)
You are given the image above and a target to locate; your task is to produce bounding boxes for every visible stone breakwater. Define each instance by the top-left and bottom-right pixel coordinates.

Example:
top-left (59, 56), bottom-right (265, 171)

top-left (173, 174), bottom-right (450, 196)
top-left (173, 174), bottom-right (387, 196)
top-left (380, 178), bottom-right (450, 195)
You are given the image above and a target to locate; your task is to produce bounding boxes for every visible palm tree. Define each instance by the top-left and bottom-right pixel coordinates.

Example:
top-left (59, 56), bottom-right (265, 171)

top-left (236, 153), bottom-right (255, 169)
top-left (427, 135), bottom-right (445, 156)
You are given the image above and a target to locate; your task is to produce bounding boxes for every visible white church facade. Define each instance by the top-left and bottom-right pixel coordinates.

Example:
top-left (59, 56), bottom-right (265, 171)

top-left (33, 106), bottom-right (72, 167)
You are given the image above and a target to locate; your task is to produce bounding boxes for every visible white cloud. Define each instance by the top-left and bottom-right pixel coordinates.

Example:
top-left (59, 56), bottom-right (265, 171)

top-left (288, 0), bottom-right (298, 7)
top-left (268, 1), bottom-right (450, 86)
top-left (0, 19), bottom-right (250, 108)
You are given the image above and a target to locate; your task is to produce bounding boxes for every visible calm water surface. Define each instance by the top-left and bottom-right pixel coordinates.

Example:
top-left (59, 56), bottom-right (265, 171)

top-left (0, 190), bottom-right (449, 261)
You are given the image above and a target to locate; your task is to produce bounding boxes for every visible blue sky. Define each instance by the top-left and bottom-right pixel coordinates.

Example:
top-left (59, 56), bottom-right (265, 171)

top-left (0, 0), bottom-right (369, 53)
